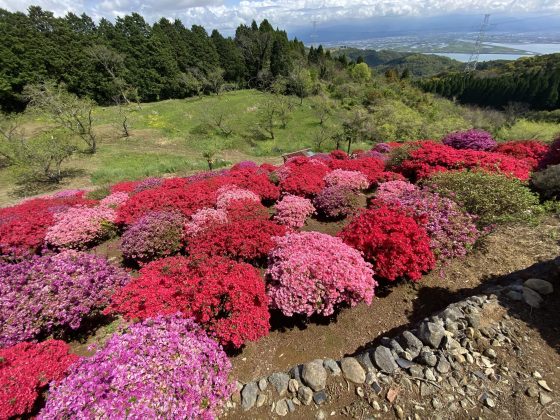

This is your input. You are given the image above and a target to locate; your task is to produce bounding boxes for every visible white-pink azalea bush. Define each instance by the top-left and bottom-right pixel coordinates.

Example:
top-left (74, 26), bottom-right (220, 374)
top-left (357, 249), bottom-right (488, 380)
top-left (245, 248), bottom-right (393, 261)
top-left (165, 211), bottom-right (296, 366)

top-left (266, 231), bottom-right (377, 317)
top-left (100, 192), bottom-right (129, 208)
top-left (184, 207), bottom-right (228, 238)
top-left (274, 195), bottom-right (315, 229)
top-left (215, 185), bottom-right (260, 210)
top-left (324, 169), bottom-right (369, 190)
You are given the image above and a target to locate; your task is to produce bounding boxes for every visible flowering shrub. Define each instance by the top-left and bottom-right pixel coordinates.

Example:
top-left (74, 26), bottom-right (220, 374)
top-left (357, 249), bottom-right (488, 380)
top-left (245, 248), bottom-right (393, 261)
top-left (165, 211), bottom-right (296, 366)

top-left (225, 167), bottom-right (280, 202)
top-left (45, 205), bottom-right (117, 249)
top-left (40, 316), bottom-right (232, 419)
top-left (330, 150), bottom-right (349, 160)
top-left (259, 163), bottom-right (277, 173)
top-left (539, 136), bottom-right (560, 169)
top-left (52, 190), bottom-right (85, 199)
top-left (187, 218), bottom-right (286, 262)
top-left (329, 157), bottom-right (386, 184)
top-left (495, 140), bottom-right (548, 169)
top-left (274, 195), bottom-right (315, 229)
top-left (280, 160), bottom-right (330, 197)
top-left (374, 143), bottom-right (392, 153)
top-left (100, 192), bottom-right (129, 208)
top-left (121, 211), bottom-right (184, 263)
top-left (267, 232), bottom-right (376, 317)
top-left (223, 198), bottom-right (270, 222)
top-left (133, 177), bottom-right (164, 193)
top-left (107, 257), bottom-right (270, 348)
top-left (324, 169), bottom-right (369, 190)
top-left (184, 207), bottom-right (228, 238)
top-left (1, 340), bottom-right (77, 419)
top-left (313, 185), bottom-right (363, 219)
top-left (232, 160), bottom-right (258, 171)
top-left (110, 180), bottom-right (140, 194)
top-left (0, 251), bottom-right (129, 347)
top-left (216, 185), bottom-right (260, 210)
top-left (442, 129), bottom-right (497, 151)
top-left (339, 203), bottom-right (435, 281)
top-left (376, 185), bottom-right (480, 261)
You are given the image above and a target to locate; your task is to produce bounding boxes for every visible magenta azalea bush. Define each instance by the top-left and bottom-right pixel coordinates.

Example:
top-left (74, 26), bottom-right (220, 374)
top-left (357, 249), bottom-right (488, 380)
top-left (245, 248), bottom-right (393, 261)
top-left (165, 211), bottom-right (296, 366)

top-left (313, 185), bottom-right (363, 219)
top-left (442, 129), bottom-right (497, 151)
top-left (133, 177), bottom-right (164, 193)
top-left (100, 192), bottom-right (129, 208)
top-left (120, 211), bottom-right (185, 263)
top-left (40, 315), bottom-right (232, 420)
top-left (184, 207), bottom-right (228, 238)
top-left (324, 169), bottom-right (369, 190)
top-left (377, 183), bottom-right (480, 261)
top-left (216, 185), bottom-right (260, 210)
top-left (266, 232), bottom-right (376, 317)
top-left (45, 205), bottom-right (117, 249)
top-left (274, 195), bottom-right (315, 229)
top-left (0, 251), bottom-right (129, 348)
top-left (52, 190), bottom-right (85, 199)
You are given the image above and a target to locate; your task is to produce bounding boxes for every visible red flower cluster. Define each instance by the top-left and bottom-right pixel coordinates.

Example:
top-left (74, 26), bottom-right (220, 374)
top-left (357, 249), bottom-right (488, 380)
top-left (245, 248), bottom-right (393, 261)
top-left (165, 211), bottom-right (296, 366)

top-left (329, 157), bottom-right (386, 184)
top-left (224, 167), bottom-right (280, 202)
top-left (330, 150), bottom-right (349, 160)
top-left (280, 159), bottom-right (331, 197)
top-left (495, 140), bottom-right (548, 169)
top-left (339, 202), bottom-right (435, 281)
top-left (110, 180), bottom-right (141, 194)
top-left (397, 141), bottom-right (532, 181)
top-left (0, 340), bottom-right (78, 419)
top-left (0, 196), bottom-right (94, 257)
top-left (107, 256), bottom-right (270, 348)
top-left (224, 198), bottom-right (270, 222)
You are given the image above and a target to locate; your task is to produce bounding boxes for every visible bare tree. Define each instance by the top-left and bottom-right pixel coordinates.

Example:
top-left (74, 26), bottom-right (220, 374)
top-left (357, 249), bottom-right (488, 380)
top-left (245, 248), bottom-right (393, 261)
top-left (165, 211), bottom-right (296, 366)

top-left (204, 102), bottom-right (233, 137)
top-left (258, 98), bottom-right (277, 139)
top-left (312, 95), bottom-right (333, 125)
top-left (88, 45), bottom-right (132, 105)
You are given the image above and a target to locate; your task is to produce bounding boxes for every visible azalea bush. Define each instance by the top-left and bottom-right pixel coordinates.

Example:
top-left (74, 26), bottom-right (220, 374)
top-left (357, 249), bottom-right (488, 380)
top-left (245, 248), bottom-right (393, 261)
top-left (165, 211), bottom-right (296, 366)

top-left (184, 207), bottom-right (228, 238)
top-left (495, 140), bottom-right (548, 169)
top-left (133, 177), bottom-right (164, 193)
top-left (539, 136), bottom-right (560, 169)
top-left (40, 315), bottom-right (232, 419)
top-left (280, 159), bottom-right (330, 197)
top-left (0, 251), bottom-right (129, 347)
top-left (215, 185), bottom-right (260, 210)
top-left (424, 171), bottom-right (543, 225)
top-left (120, 211), bottom-right (185, 263)
top-left (45, 205), bottom-right (117, 249)
top-left (267, 232), bottom-right (376, 317)
top-left (1, 340), bottom-right (78, 420)
top-left (329, 156), bottom-right (386, 184)
top-left (339, 203), bottom-right (435, 281)
top-left (313, 185), bottom-right (363, 219)
top-left (274, 195), bottom-right (315, 229)
top-left (100, 192), bottom-right (129, 208)
top-left (224, 167), bottom-right (280, 202)
top-left (107, 256), bottom-right (270, 348)
top-left (324, 169), bottom-right (369, 190)
top-left (442, 129), bottom-right (497, 151)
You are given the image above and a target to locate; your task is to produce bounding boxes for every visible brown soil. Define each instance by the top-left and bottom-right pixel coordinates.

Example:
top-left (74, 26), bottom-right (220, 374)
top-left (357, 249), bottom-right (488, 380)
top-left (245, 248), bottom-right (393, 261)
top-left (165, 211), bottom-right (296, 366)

top-left (231, 217), bottom-right (560, 383)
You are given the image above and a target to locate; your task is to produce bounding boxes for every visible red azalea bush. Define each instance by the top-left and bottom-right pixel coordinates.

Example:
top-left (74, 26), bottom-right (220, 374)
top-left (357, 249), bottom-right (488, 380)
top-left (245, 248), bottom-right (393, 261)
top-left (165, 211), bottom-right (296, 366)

top-left (0, 340), bottom-right (78, 420)
top-left (339, 202), bottom-right (435, 281)
top-left (442, 129), bottom-right (497, 151)
top-left (397, 141), bottom-right (532, 181)
top-left (329, 157), bottom-right (386, 184)
top-left (330, 150), bottom-right (349, 160)
top-left (224, 167), bottom-right (280, 202)
top-left (223, 198), bottom-right (270, 222)
top-left (495, 140), bottom-right (548, 169)
top-left (279, 160), bottom-right (330, 197)
top-left (539, 136), bottom-right (560, 169)
top-left (110, 180), bottom-right (140, 194)
top-left (267, 232), bottom-right (376, 317)
top-left (107, 256), bottom-right (270, 348)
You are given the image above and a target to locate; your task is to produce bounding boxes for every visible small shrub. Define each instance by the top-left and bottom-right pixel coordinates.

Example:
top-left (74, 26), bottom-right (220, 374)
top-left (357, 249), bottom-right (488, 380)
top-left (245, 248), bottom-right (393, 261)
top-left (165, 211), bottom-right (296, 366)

top-left (442, 129), bottom-right (497, 151)
top-left (40, 316), bottom-right (232, 419)
top-left (225, 167), bottom-right (280, 202)
top-left (107, 257), bottom-right (270, 348)
top-left (274, 195), bottom-right (315, 229)
top-left (313, 185), bottom-right (363, 219)
top-left (267, 232), bottom-right (376, 317)
top-left (424, 171), bottom-right (543, 225)
top-left (539, 136), bottom-right (560, 169)
top-left (531, 164), bottom-right (560, 200)
top-left (1, 340), bottom-right (78, 419)
top-left (339, 203), bottom-right (435, 281)
top-left (324, 169), bottom-right (369, 190)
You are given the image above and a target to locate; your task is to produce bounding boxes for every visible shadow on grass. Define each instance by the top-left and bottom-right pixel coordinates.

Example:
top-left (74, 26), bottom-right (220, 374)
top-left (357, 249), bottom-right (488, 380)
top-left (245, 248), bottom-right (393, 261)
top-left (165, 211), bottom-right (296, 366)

top-left (10, 168), bottom-right (87, 198)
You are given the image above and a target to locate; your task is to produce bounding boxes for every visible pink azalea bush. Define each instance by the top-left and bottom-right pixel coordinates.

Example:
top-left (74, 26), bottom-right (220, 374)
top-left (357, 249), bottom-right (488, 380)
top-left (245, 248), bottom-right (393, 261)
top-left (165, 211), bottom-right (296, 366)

top-left (120, 211), bottom-right (185, 263)
top-left (274, 195), bottom-right (315, 229)
top-left (266, 232), bottom-right (376, 317)
top-left (324, 169), bottom-right (369, 190)
top-left (0, 251), bottom-right (129, 348)
top-left (100, 192), bottom-right (129, 208)
top-left (40, 315), bottom-right (232, 420)
top-left (184, 207), bottom-right (228, 238)
top-left (216, 185), bottom-right (260, 210)
top-left (45, 205), bottom-right (117, 249)
top-left (313, 185), bottom-right (363, 219)
top-left (376, 180), bottom-right (419, 200)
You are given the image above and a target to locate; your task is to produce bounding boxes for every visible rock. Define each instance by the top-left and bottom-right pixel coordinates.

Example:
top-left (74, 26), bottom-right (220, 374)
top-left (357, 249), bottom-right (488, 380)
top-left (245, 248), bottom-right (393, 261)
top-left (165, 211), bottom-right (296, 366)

top-left (231, 381), bottom-right (243, 404)
top-left (315, 410), bottom-right (326, 420)
top-left (485, 397), bottom-right (495, 408)
top-left (466, 313), bottom-right (481, 329)
top-left (401, 331), bottom-right (423, 358)
top-left (269, 372), bottom-right (290, 396)
top-left (523, 287), bottom-right (544, 308)
top-left (371, 381), bottom-right (383, 394)
top-left (356, 386), bottom-right (365, 398)
top-left (386, 387), bottom-right (400, 403)
top-left (298, 386), bottom-right (313, 405)
top-left (323, 359), bottom-right (341, 376)
top-left (241, 382), bottom-right (258, 411)
top-left (289, 365), bottom-right (303, 382)
top-left (417, 322), bottom-right (446, 348)
top-left (538, 380), bottom-right (553, 392)
top-left (533, 371), bottom-right (543, 379)
top-left (420, 382), bottom-right (435, 397)
top-left (394, 405), bottom-right (405, 419)
top-left (441, 307), bottom-right (463, 323)
top-left (371, 400), bottom-right (381, 410)
top-left (396, 358), bottom-right (413, 369)
top-left (432, 398), bottom-right (443, 410)
top-left (341, 357), bottom-right (366, 383)
top-left (424, 368), bottom-right (436, 382)
top-left (374, 346), bottom-right (399, 373)
top-left (409, 365), bottom-right (423, 378)
top-left (256, 394), bottom-right (267, 407)
top-left (524, 278), bottom-right (554, 295)
top-left (356, 351), bottom-right (376, 373)
top-left (540, 393), bottom-right (553, 405)
top-left (313, 390), bottom-right (327, 405)
top-left (506, 290), bottom-right (523, 301)
top-left (526, 386), bottom-right (539, 397)
top-left (485, 348), bottom-right (497, 358)
top-left (275, 399), bottom-right (289, 416)
top-left (388, 339), bottom-right (405, 355)
top-left (365, 371), bottom-right (376, 385)
top-left (302, 360), bottom-right (327, 391)
top-left (288, 378), bottom-right (300, 393)
top-left (436, 357), bottom-right (451, 374)
top-left (418, 351), bottom-right (438, 367)
top-left (258, 378), bottom-right (268, 392)
top-left (286, 399), bottom-right (295, 412)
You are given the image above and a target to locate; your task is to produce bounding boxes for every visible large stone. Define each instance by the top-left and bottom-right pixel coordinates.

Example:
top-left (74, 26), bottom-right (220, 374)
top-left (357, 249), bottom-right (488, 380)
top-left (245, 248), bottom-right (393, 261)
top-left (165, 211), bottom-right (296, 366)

top-left (374, 346), bottom-right (399, 374)
top-left (313, 390), bottom-right (327, 405)
top-left (241, 382), bottom-right (258, 411)
top-left (400, 331), bottom-right (423, 358)
top-left (355, 351), bottom-right (376, 373)
top-left (298, 386), bottom-right (313, 405)
top-left (341, 357), bottom-right (366, 384)
top-left (523, 287), bottom-right (544, 308)
top-left (436, 357), bottom-right (451, 374)
top-left (275, 399), bottom-right (289, 416)
top-left (418, 351), bottom-right (438, 367)
top-left (302, 360), bottom-right (327, 391)
top-left (269, 372), bottom-right (290, 396)
top-left (417, 322), bottom-right (446, 348)
top-left (323, 359), bottom-right (341, 376)
top-left (524, 278), bottom-right (554, 295)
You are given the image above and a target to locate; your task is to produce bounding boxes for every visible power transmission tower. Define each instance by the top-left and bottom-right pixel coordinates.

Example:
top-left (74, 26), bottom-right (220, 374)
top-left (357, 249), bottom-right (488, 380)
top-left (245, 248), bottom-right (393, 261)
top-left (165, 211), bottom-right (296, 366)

top-left (465, 14), bottom-right (491, 73)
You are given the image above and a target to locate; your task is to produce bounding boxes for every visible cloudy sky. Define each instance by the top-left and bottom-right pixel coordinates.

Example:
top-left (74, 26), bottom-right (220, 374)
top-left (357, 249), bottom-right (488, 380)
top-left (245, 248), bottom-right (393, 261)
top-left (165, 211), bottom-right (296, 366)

top-left (0, 0), bottom-right (559, 34)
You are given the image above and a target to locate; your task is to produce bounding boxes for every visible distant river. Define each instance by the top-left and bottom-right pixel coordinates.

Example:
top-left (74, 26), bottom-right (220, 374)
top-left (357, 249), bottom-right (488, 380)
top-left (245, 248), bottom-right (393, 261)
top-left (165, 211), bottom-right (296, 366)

top-left (431, 43), bottom-right (560, 62)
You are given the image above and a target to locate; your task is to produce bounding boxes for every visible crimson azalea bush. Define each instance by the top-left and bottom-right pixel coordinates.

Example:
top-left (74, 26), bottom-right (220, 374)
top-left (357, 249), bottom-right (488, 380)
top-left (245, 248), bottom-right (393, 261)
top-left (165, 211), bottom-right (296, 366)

top-left (329, 156), bottom-right (386, 184)
top-left (339, 203), bottom-right (435, 281)
top-left (330, 150), bottom-right (349, 160)
top-left (313, 185), bottom-right (363, 219)
top-left (274, 195), bottom-right (315, 229)
top-left (120, 211), bottom-right (184, 263)
top-left (442, 129), bottom-right (497, 151)
top-left (324, 169), bottom-right (369, 190)
top-left (266, 232), bottom-right (376, 317)
top-left (110, 180), bottom-right (140, 194)
top-left (223, 198), bottom-right (270, 222)
top-left (280, 159), bottom-right (330, 197)
top-left (40, 315), bottom-right (232, 419)
top-left (224, 167), bottom-right (280, 202)
top-left (0, 251), bottom-right (129, 347)
top-left (539, 136), bottom-right (560, 169)
top-left (107, 256), bottom-right (270, 348)
top-left (495, 140), bottom-right (548, 169)
top-left (1, 340), bottom-right (78, 420)
top-left (376, 181), bottom-right (480, 261)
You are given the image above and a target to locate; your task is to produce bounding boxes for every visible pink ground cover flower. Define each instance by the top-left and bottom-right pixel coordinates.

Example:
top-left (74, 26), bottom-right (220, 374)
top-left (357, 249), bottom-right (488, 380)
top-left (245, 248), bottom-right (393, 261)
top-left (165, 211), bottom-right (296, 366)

top-left (324, 169), bottom-right (369, 190)
top-left (266, 231), bottom-right (376, 317)
top-left (274, 195), bottom-right (315, 229)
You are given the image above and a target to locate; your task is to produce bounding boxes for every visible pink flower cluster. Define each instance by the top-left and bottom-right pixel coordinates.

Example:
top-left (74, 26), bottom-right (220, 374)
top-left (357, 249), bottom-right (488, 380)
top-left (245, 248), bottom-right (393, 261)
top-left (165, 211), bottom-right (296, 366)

top-left (45, 205), bottom-right (117, 249)
top-left (216, 185), bottom-right (260, 210)
top-left (100, 192), bottom-right (129, 208)
top-left (274, 195), bottom-right (315, 229)
top-left (184, 207), bottom-right (228, 238)
top-left (324, 169), bottom-right (369, 190)
top-left (266, 232), bottom-right (377, 317)
top-left (313, 185), bottom-right (363, 219)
